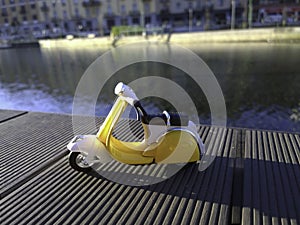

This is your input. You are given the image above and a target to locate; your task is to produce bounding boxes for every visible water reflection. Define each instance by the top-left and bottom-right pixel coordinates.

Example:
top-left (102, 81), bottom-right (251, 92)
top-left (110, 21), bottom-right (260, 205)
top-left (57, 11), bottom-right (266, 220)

top-left (0, 82), bottom-right (72, 113)
top-left (0, 46), bottom-right (108, 114)
top-left (0, 43), bottom-right (299, 132)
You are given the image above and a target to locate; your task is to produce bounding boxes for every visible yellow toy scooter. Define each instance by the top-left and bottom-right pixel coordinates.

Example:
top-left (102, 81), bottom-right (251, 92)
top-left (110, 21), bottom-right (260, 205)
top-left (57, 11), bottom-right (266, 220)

top-left (67, 82), bottom-right (205, 173)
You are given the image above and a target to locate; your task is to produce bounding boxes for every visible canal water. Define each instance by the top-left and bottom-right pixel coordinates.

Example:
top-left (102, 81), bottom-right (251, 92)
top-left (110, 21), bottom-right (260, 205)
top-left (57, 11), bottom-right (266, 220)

top-left (0, 42), bottom-right (299, 132)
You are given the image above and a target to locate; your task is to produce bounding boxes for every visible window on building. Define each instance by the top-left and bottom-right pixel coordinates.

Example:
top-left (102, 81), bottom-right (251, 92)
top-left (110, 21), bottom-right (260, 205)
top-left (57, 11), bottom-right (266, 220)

top-left (2, 8), bottom-right (8, 16)
top-left (121, 18), bottom-right (128, 25)
top-left (132, 3), bottom-right (137, 11)
top-left (219, 0), bottom-right (224, 6)
top-left (176, 2), bottom-right (181, 9)
top-left (31, 4), bottom-right (36, 9)
top-left (23, 16), bottom-right (27, 21)
top-left (64, 22), bottom-right (69, 31)
top-left (4, 18), bottom-right (8, 24)
top-left (20, 5), bottom-right (26, 13)
top-left (63, 10), bottom-right (67, 18)
top-left (121, 4), bottom-right (126, 13)
top-left (11, 17), bottom-right (17, 26)
top-left (75, 7), bottom-right (80, 17)
top-left (132, 17), bottom-right (139, 24)
top-left (61, 0), bottom-right (66, 6)
top-left (32, 14), bottom-right (37, 20)
top-left (2, 0), bottom-right (5, 5)
top-left (74, 0), bottom-right (78, 5)
top-left (85, 8), bottom-right (90, 17)
top-left (145, 16), bottom-right (151, 24)
top-left (10, 0), bottom-right (16, 11)
top-left (107, 4), bottom-right (112, 14)
top-left (144, 2), bottom-right (150, 14)
top-left (76, 21), bottom-right (83, 31)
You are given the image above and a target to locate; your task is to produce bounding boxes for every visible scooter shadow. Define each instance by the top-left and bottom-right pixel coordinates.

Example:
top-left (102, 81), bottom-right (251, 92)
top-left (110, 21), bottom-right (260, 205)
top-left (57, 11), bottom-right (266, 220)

top-left (88, 160), bottom-right (196, 187)
top-left (77, 148), bottom-right (236, 204)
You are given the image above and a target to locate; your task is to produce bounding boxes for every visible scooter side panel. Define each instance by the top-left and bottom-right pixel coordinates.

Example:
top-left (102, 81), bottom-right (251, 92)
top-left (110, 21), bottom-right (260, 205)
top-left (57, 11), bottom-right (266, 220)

top-left (154, 130), bottom-right (200, 164)
top-left (108, 136), bottom-right (154, 165)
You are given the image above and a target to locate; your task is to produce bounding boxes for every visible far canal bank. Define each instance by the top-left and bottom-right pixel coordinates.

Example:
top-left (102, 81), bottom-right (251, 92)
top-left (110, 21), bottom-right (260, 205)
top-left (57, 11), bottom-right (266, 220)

top-left (38, 27), bottom-right (300, 48)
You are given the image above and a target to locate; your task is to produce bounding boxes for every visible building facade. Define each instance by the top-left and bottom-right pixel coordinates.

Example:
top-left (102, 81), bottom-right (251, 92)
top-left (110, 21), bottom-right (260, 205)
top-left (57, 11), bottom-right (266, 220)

top-left (0, 0), bottom-right (299, 39)
top-left (101, 0), bottom-right (158, 34)
top-left (1, 0), bottom-right (41, 38)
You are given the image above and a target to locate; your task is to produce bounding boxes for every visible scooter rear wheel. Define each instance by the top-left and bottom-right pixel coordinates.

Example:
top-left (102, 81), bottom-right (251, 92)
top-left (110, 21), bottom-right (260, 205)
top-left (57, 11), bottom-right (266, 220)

top-left (69, 152), bottom-right (93, 173)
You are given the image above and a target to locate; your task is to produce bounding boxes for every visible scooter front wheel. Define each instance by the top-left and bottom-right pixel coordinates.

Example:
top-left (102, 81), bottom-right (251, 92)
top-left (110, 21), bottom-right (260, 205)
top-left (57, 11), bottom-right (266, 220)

top-left (69, 152), bottom-right (93, 173)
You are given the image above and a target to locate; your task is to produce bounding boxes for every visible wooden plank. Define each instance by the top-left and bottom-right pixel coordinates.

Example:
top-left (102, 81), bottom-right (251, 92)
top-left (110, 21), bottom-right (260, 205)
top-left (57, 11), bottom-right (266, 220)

top-left (262, 131), bottom-right (280, 225)
top-left (171, 127), bottom-right (210, 225)
top-left (189, 127), bottom-right (221, 225)
top-left (152, 165), bottom-right (196, 225)
top-left (45, 179), bottom-right (112, 225)
top-left (251, 130), bottom-right (261, 225)
top-left (288, 134), bottom-right (300, 165)
top-left (2, 109), bottom-right (299, 225)
top-left (0, 124), bottom-right (238, 225)
top-left (242, 130), bottom-right (252, 225)
top-left (273, 132), bottom-right (295, 224)
top-left (193, 127), bottom-right (224, 225)
top-left (217, 129), bottom-right (237, 225)
top-left (0, 109), bottom-right (27, 123)
top-left (268, 132), bottom-right (290, 225)
top-left (199, 127), bottom-right (235, 225)
top-left (0, 112), bottom-right (103, 197)
top-left (242, 130), bottom-right (300, 225)
top-left (257, 131), bottom-right (270, 225)
top-left (231, 129), bottom-right (244, 225)
top-left (277, 133), bottom-right (300, 225)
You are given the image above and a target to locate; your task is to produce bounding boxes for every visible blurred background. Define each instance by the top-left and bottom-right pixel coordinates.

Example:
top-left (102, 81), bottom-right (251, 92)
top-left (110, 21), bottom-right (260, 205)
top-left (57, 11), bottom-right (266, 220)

top-left (0, 0), bottom-right (299, 38)
top-left (0, 0), bottom-right (299, 133)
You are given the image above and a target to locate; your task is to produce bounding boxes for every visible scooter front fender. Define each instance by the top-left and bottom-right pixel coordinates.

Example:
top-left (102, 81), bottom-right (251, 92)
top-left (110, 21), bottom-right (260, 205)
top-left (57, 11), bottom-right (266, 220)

top-left (67, 135), bottom-right (85, 152)
top-left (67, 135), bottom-right (113, 164)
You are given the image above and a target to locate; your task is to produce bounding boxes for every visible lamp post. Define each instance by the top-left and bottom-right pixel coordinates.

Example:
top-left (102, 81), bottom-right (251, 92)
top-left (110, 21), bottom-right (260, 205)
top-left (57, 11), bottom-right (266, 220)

top-left (140, 0), bottom-right (145, 27)
top-left (248, 0), bottom-right (253, 28)
top-left (141, 10), bottom-right (144, 27)
top-left (189, 8), bottom-right (193, 32)
top-left (231, 0), bottom-right (236, 29)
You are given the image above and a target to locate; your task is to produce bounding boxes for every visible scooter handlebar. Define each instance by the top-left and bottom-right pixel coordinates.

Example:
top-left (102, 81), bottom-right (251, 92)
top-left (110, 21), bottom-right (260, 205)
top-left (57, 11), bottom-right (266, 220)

top-left (115, 82), bottom-right (139, 105)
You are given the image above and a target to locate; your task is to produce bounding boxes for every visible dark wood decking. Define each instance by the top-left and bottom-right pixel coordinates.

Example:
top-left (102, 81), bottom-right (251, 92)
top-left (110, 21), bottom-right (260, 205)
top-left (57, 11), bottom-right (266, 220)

top-left (0, 110), bottom-right (299, 225)
top-left (242, 130), bottom-right (300, 225)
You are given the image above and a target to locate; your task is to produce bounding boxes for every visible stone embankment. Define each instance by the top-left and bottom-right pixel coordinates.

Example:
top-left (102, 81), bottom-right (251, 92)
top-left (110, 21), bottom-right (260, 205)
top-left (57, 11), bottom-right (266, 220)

top-left (38, 27), bottom-right (300, 48)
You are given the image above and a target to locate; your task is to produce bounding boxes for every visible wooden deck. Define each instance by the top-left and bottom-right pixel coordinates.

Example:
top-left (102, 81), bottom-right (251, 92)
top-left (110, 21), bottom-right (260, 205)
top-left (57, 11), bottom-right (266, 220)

top-left (0, 109), bottom-right (299, 225)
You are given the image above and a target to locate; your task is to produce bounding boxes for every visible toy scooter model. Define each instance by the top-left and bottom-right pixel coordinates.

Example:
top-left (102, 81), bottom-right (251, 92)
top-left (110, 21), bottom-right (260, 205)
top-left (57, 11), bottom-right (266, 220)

top-left (67, 82), bottom-right (205, 173)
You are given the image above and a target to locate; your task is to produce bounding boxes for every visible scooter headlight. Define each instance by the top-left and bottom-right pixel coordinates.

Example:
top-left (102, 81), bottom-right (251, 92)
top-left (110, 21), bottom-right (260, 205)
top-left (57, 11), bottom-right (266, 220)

top-left (114, 82), bottom-right (125, 95)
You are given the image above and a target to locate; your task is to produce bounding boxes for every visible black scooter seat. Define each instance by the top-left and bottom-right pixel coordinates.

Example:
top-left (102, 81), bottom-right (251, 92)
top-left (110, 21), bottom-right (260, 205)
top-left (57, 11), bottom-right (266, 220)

top-left (134, 101), bottom-right (189, 126)
top-left (143, 113), bottom-right (189, 126)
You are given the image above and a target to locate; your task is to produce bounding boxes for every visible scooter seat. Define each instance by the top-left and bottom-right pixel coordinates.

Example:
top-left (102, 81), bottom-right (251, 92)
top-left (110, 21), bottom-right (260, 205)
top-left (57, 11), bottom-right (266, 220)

top-left (134, 101), bottom-right (189, 126)
top-left (144, 112), bottom-right (189, 126)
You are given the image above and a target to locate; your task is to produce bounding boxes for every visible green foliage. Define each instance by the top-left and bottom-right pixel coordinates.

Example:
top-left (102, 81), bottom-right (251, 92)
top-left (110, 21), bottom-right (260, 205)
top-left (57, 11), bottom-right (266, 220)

top-left (111, 26), bottom-right (144, 37)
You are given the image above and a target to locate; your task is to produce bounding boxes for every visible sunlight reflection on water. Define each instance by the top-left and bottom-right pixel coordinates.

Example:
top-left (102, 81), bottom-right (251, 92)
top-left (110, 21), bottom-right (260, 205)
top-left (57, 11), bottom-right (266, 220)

top-left (0, 83), bottom-right (73, 113)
